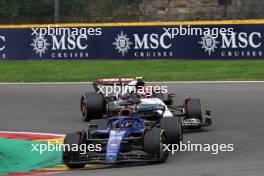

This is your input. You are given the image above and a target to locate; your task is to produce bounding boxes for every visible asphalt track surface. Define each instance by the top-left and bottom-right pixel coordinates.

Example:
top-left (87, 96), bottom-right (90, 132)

top-left (1, 83), bottom-right (264, 176)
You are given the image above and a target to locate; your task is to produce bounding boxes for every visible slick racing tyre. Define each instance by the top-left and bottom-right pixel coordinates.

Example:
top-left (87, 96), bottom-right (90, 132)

top-left (161, 117), bottom-right (183, 144)
top-left (80, 92), bottom-right (104, 121)
top-left (144, 128), bottom-right (169, 162)
top-left (63, 132), bottom-right (86, 169)
top-left (185, 98), bottom-right (202, 119)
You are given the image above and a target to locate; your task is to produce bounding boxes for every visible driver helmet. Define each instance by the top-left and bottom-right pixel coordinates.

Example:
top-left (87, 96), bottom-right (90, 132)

top-left (119, 108), bottom-right (133, 116)
top-left (135, 80), bottom-right (145, 89)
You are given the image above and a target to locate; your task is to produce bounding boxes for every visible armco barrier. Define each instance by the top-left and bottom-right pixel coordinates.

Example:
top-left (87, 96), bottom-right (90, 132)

top-left (1, 20), bottom-right (264, 60)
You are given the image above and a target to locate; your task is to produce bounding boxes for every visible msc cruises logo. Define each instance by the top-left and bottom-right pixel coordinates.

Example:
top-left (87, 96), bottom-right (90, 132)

top-left (199, 35), bottom-right (219, 56)
top-left (199, 32), bottom-right (262, 57)
top-left (30, 35), bottom-right (50, 57)
top-left (113, 30), bottom-right (173, 58)
top-left (112, 31), bottom-right (132, 56)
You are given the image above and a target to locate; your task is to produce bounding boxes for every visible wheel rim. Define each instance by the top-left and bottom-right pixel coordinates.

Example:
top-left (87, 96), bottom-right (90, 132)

top-left (159, 131), bottom-right (168, 160)
top-left (81, 97), bottom-right (88, 119)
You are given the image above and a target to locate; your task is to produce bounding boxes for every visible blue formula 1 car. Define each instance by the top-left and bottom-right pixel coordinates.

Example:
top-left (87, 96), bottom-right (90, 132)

top-left (63, 105), bottom-right (182, 168)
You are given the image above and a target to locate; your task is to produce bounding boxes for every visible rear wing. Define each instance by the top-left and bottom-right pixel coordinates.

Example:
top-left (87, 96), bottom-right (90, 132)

top-left (94, 77), bottom-right (143, 85)
top-left (92, 77), bottom-right (144, 96)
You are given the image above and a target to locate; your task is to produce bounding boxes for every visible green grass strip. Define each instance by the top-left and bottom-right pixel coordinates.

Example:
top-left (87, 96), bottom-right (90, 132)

top-left (0, 60), bottom-right (264, 82)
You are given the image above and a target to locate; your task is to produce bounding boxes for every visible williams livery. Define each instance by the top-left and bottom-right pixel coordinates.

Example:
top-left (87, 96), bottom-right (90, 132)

top-left (63, 104), bottom-right (182, 167)
top-left (80, 77), bottom-right (212, 129)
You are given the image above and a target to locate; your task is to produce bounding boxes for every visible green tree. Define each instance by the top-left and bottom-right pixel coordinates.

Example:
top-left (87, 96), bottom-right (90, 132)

top-left (0, 0), bottom-right (141, 24)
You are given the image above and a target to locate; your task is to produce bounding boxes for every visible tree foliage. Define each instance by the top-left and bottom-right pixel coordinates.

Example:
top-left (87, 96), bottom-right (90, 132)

top-left (0, 0), bottom-right (141, 24)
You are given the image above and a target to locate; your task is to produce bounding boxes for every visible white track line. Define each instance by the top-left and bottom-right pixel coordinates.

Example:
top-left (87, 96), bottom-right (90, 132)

top-left (149, 81), bottom-right (264, 84)
top-left (0, 81), bottom-right (264, 85)
top-left (32, 172), bottom-right (64, 176)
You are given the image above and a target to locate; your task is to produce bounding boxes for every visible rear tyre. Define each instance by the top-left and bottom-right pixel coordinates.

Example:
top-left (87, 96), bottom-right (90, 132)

top-left (63, 132), bottom-right (86, 169)
top-left (80, 92), bottom-right (104, 121)
top-left (144, 128), bottom-right (169, 162)
top-left (161, 117), bottom-right (182, 144)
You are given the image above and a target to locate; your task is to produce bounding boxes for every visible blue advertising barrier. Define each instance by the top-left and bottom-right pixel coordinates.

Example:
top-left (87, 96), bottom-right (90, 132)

top-left (0, 20), bottom-right (264, 60)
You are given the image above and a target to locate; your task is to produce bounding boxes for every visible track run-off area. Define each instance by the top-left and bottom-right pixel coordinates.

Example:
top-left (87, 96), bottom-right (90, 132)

top-left (0, 82), bottom-right (264, 176)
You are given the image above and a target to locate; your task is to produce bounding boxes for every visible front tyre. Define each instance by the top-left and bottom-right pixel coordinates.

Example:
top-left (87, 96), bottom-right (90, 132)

top-left (63, 132), bottom-right (86, 169)
top-left (161, 117), bottom-right (183, 145)
top-left (144, 128), bottom-right (169, 162)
